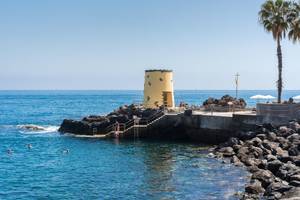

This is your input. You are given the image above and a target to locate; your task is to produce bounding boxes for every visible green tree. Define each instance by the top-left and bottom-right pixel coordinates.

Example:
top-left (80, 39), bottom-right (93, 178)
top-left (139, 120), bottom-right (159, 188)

top-left (259, 0), bottom-right (300, 103)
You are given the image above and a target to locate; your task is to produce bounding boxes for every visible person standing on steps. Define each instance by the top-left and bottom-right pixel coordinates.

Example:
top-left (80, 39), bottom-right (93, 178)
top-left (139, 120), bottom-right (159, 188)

top-left (114, 121), bottom-right (120, 138)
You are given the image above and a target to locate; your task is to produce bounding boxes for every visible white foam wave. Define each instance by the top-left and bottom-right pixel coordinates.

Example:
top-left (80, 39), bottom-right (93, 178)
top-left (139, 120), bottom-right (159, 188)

top-left (17, 124), bottom-right (59, 134)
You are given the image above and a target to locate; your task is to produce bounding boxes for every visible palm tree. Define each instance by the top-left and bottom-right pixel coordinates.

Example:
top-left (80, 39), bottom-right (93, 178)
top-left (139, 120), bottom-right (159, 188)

top-left (259, 0), bottom-right (295, 103)
top-left (288, 2), bottom-right (300, 43)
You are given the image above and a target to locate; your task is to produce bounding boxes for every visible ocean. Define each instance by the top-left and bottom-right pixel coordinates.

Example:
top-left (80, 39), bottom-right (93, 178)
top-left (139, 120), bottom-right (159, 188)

top-left (0, 90), bottom-right (299, 199)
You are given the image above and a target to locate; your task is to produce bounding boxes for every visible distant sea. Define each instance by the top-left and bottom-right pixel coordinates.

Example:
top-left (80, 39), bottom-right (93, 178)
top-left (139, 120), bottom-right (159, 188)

top-left (0, 90), bottom-right (299, 199)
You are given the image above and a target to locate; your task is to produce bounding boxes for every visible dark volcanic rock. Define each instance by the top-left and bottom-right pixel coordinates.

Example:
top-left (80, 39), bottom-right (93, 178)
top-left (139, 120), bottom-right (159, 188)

top-left (236, 146), bottom-right (249, 161)
top-left (288, 145), bottom-right (299, 156)
top-left (230, 155), bottom-right (243, 166)
top-left (238, 131), bottom-right (257, 141)
top-left (276, 137), bottom-right (291, 150)
top-left (281, 187), bottom-right (300, 199)
top-left (58, 119), bottom-right (92, 135)
top-left (252, 169), bottom-right (274, 188)
top-left (82, 115), bottom-right (107, 123)
top-left (262, 123), bottom-right (276, 131)
top-left (249, 137), bottom-right (263, 147)
top-left (290, 156), bottom-right (300, 166)
top-left (289, 121), bottom-right (300, 132)
top-left (257, 159), bottom-right (268, 170)
top-left (278, 126), bottom-right (294, 138)
top-left (287, 133), bottom-right (300, 143)
top-left (256, 133), bottom-right (267, 140)
top-left (262, 140), bottom-right (278, 151)
top-left (267, 132), bottom-right (277, 141)
top-left (59, 104), bottom-right (162, 135)
top-left (290, 180), bottom-right (300, 187)
top-left (214, 121), bottom-right (300, 200)
top-left (265, 181), bottom-right (292, 196)
top-left (219, 137), bottom-right (240, 148)
top-left (245, 179), bottom-right (265, 194)
top-left (202, 95), bottom-right (247, 108)
top-left (267, 160), bottom-right (283, 175)
top-left (249, 146), bottom-right (263, 158)
top-left (266, 154), bottom-right (277, 162)
top-left (218, 147), bottom-right (235, 157)
top-left (276, 162), bottom-right (300, 182)
top-left (108, 114), bottom-right (129, 123)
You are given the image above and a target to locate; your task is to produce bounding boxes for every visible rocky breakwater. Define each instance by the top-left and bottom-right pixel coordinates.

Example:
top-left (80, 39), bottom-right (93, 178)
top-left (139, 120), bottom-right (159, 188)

top-left (59, 104), bottom-right (161, 135)
top-left (203, 95), bottom-right (247, 111)
top-left (213, 121), bottom-right (300, 199)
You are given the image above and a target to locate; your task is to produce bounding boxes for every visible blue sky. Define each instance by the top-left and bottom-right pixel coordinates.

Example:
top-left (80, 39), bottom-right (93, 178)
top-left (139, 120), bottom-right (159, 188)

top-left (0, 0), bottom-right (300, 90)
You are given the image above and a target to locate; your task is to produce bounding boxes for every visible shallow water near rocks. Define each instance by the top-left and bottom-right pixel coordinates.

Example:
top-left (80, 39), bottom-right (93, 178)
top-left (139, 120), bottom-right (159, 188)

top-left (0, 134), bottom-right (249, 199)
top-left (3, 90), bottom-right (292, 199)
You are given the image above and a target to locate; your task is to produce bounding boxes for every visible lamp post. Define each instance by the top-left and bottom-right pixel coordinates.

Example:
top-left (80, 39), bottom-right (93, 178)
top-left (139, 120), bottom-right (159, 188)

top-left (235, 73), bottom-right (240, 100)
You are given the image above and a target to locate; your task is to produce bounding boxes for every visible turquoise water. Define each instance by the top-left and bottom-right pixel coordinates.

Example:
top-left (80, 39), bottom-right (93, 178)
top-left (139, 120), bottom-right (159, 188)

top-left (0, 90), bottom-right (299, 199)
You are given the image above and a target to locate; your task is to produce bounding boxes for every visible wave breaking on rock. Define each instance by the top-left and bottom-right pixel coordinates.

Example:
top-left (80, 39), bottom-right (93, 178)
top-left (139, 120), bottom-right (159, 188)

top-left (17, 124), bottom-right (59, 133)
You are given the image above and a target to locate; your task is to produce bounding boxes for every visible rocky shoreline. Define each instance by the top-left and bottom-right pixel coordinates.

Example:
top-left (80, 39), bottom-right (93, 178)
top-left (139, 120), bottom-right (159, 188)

top-left (212, 122), bottom-right (300, 199)
top-left (59, 104), bottom-right (162, 135)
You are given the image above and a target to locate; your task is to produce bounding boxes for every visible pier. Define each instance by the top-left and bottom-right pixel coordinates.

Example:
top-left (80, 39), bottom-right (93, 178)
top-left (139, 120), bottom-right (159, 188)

top-left (69, 106), bottom-right (298, 144)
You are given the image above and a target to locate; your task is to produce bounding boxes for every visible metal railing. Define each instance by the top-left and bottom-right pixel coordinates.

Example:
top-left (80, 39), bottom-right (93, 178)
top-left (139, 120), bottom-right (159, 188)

top-left (139, 110), bottom-right (164, 125)
top-left (104, 110), bottom-right (165, 135)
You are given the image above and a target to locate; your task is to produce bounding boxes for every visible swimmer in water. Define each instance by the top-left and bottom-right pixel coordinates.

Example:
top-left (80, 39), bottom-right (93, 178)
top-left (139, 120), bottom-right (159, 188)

top-left (7, 149), bottom-right (13, 154)
top-left (27, 144), bottom-right (32, 149)
top-left (62, 149), bottom-right (69, 154)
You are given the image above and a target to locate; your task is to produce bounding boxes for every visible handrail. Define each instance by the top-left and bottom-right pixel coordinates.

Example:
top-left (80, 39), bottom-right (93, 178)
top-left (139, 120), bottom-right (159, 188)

top-left (120, 110), bottom-right (165, 134)
top-left (140, 110), bottom-right (164, 125)
top-left (104, 110), bottom-right (165, 135)
top-left (104, 118), bottom-right (136, 133)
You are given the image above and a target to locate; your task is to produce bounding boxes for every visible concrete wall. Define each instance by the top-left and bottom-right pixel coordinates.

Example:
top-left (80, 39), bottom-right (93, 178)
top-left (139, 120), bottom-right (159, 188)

top-left (256, 103), bottom-right (300, 124)
top-left (119, 110), bottom-right (297, 143)
top-left (147, 113), bottom-right (237, 143)
top-left (180, 114), bottom-right (236, 143)
top-left (120, 114), bottom-right (187, 140)
top-left (143, 69), bottom-right (174, 108)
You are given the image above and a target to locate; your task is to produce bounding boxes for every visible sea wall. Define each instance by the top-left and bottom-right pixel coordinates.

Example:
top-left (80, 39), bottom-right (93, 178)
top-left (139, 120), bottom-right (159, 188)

top-left (179, 114), bottom-right (235, 143)
top-left (143, 112), bottom-right (296, 144)
top-left (257, 103), bottom-right (300, 124)
top-left (60, 107), bottom-right (298, 144)
top-left (118, 113), bottom-right (259, 143)
top-left (123, 113), bottom-right (240, 143)
top-left (120, 114), bottom-right (188, 140)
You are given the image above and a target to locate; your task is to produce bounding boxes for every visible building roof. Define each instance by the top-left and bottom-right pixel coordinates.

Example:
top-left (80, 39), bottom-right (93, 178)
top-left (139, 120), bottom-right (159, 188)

top-left (145, 69), bottom-right (172, 72)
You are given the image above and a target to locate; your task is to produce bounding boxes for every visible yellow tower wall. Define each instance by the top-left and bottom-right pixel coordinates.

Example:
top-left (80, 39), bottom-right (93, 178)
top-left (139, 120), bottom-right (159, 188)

top-left (143, 69), bottom-right (175, 108)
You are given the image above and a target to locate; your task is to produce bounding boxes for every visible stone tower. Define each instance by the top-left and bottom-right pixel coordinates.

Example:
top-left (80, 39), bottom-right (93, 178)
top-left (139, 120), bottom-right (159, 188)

top-left (143, 69), bottom-right (174, 108)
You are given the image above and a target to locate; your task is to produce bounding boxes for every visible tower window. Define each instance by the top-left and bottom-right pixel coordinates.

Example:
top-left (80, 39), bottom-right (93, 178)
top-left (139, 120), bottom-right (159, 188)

top-left (147, 96), bottom-right (151, 101)
top-left (148, 81), bottom-right (151, 86)
top-left (159, 78), bottom-right (163, 81)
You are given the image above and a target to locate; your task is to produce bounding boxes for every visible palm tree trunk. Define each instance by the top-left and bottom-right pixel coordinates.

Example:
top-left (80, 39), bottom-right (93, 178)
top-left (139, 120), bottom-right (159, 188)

top-left (277, 38), bottom-right (283, 103)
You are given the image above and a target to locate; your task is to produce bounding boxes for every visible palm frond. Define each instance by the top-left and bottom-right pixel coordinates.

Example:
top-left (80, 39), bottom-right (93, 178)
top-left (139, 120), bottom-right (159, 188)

top-left (258, 0), bottom-right (294, 41)
top-left (288, 18), bottom-right (300, 43)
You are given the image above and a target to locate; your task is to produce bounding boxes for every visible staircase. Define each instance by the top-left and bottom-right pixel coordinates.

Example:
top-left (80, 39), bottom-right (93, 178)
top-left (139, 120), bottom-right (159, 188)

top-left (104, 110), bottom-right (166, 138)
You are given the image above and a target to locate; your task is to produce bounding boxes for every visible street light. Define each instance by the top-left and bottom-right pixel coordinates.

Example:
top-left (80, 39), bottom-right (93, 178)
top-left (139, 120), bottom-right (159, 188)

top-left (235, 73), bottom-right (240, 99)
